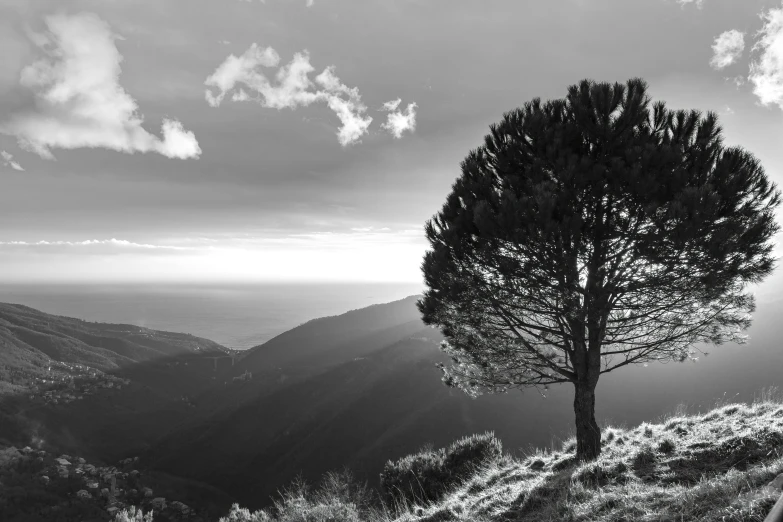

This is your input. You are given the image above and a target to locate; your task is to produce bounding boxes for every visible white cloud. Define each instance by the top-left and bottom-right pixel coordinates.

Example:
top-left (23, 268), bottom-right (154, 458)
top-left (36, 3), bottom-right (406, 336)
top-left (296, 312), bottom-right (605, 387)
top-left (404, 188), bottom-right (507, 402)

top-left (677, 0), bottom-right (704, 8)
top-left (380, 98), bottom-right (417, 138)
top-left (0, 13), bottom-right (200, 160)
top-left (750, 5), bottom-right (783, 110)
top-left (1, 150), bottom-right (24, 171)
top-left (710, 29), bottom-right (745, 69)
top-left (205, 44), bottom-right (372, 146)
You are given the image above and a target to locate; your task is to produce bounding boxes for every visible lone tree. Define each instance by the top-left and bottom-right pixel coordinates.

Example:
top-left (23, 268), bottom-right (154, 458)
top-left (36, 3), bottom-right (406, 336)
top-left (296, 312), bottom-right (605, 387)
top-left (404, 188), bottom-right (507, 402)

top-left (419, 78), bottom-right (781, 462)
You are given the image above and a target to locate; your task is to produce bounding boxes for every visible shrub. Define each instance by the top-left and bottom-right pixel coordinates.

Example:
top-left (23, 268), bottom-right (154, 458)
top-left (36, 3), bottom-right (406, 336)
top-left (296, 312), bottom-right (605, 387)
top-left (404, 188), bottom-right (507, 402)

top-left (631, 444), bottom-right (657, 472)
top-left (657, 438), bottom-right (676, 454)
top-left (219, 504), bottom-right (272, 522)
top-left (380, 448), bottom-right (448, 505)
top-left (113, 506), bottom-right (155, 522)
top-left (222, 471), bottom-right (376, 522)
top-left (380, 432), bottom-right (502, 506)
top-left (444, 432), bottom-right (503, 480)
top-left (573, 463), bottom-right (610, 487)
top-left (274, 498), bottom-right (360, 522)
top-left (314, 469), bottom-right (376, 515)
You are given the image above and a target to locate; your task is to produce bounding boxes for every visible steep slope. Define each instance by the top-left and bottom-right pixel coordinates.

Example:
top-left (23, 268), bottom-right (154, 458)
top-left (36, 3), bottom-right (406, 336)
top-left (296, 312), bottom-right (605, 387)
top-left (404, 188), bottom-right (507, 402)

top-left (148, 329), bottom-right (576, 509)
top-left (230, 295), bottom-right (425, 374)
top-left (184, 296), bottom-right (431, 418)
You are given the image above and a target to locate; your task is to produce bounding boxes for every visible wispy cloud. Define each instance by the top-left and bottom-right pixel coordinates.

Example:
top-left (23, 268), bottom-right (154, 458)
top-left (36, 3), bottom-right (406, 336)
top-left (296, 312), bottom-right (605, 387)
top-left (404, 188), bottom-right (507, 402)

top-left (710, 29), bottom-right (745, 69)
top-left (205, 44), bottom-right (372, 146)
top-left (726, 75), bottom-right (746, 88)
top-left (1, 150), bottom-right (24, 171)
top-left (0, 13), bottom-right (201, 160)
top-left (238, 0), bottom-right (315, 7)
top-left (0, 238), bottom-right (192, 250)
top-left (380, 98), bottom-right (417, 138)
top-left (749, 4), bottom-right (783, 110)
top-left (676, 0), bottom-right (704, 8)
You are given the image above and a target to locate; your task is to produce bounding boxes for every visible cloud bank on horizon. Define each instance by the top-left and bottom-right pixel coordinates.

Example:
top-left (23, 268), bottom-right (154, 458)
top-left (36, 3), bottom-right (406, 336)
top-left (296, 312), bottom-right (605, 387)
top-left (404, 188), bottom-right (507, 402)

top-left (0, 229), bottom-right (427, 283)
top-left (205, 43), bottom-right (417, 146)
top-left (0, 12), bottom-right (201, 160)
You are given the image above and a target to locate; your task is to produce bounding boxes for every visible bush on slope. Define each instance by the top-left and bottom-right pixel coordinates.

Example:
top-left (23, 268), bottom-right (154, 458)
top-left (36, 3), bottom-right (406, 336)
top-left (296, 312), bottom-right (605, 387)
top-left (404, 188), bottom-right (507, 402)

top-left (379, 432), bottom-right (503, 506)
top-left (399, 389), bottom-right (783, 522)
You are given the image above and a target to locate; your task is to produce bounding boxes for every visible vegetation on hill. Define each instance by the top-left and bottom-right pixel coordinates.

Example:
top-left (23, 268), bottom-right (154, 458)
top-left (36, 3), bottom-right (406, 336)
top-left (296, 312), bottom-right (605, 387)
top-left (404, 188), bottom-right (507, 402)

top-left (206, 388), bottom-right (783, 522)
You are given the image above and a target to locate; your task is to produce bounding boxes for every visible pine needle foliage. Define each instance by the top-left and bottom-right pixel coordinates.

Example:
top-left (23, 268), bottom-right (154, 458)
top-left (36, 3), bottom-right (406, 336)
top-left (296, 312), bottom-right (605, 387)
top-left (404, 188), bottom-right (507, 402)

top-left (419, 78), bottom-right (781, 461)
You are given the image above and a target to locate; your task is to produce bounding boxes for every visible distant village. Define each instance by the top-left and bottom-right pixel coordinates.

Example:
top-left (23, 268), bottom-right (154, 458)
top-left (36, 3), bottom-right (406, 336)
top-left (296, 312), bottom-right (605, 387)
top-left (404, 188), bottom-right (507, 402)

top-left (22, 360), bottom-right (131, 406)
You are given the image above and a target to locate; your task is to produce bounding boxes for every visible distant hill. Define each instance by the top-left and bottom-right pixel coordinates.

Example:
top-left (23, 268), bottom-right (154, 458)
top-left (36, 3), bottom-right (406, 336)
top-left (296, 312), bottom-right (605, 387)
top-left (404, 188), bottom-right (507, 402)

top-left (0, 302), bottom-right (239, 460)
top-left (0, 302), bottom-right (230, 390)
top-left (230, 295), bottom-right (427, 374)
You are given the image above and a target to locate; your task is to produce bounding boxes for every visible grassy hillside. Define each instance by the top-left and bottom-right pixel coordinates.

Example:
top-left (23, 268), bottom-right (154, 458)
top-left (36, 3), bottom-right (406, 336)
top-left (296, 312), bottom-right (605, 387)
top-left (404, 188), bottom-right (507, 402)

top-left (211, 390), bottom-right (783, 522)
top-left (393, 391), bottom-right (783, 522)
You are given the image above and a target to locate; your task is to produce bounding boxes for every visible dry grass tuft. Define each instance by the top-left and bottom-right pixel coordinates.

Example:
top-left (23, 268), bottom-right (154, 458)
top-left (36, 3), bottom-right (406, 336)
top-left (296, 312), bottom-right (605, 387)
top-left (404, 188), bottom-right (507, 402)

top-left (399, 387), bottom-right (783, 522)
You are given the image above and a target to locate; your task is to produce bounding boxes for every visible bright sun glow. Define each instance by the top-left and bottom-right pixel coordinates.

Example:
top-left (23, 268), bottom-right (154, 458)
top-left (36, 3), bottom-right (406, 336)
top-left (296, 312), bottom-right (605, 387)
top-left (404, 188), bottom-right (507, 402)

top-left (0, 229), bottom-right (427, 283)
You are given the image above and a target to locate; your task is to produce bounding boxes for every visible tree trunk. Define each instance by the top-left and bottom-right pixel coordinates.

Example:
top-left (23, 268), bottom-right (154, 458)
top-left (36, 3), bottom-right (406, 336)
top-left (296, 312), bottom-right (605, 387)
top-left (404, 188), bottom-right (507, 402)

top-left (573, 380), bottom-right (601, 462)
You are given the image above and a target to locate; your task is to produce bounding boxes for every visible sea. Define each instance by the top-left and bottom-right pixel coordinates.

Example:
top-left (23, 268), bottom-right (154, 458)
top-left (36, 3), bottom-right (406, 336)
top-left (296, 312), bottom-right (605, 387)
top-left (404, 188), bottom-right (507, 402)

top-left (0, 282), bottom-right (424, 350)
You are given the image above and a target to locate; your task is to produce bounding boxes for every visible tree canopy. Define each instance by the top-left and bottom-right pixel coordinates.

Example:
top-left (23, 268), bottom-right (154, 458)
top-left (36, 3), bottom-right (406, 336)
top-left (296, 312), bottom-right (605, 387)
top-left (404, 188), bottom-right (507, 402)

top-left (418, 78), bottom-right (781, 461)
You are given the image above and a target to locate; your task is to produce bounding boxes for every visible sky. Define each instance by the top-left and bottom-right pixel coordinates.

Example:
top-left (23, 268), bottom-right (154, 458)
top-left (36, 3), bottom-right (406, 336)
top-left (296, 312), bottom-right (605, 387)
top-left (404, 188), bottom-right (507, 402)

top-left (2, 0), bottom-right (783, 284)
